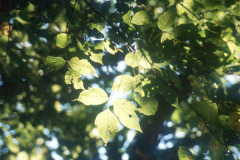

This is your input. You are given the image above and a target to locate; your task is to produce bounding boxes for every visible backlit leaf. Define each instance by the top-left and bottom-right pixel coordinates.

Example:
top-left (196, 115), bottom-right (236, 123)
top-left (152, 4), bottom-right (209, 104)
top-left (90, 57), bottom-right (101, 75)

top-left (131, 10), bottom-right (151, 25)
top-left (123, 10), bottom-right (132, 24)
top-left (136, 48), bottom-right (152, 69)
top-left (89, 52), bottom-right (103, 65)
top-left (56, 33), bottom-right (69, 48)
top-left (125, 52), bottom-right (139, 68)
top-left (112, 75), bottom-right (134, 92)
top-left (113, 99), bottom-right (142, 132)
top-left (72, 78), bottom-right (85, 90)
top-left (95, 108), bottom-right (120, 145)
top-left (178, 146), bottom-right (195, 160)
top-left (68, 57), bottom-right (98, 77)
top-left (44, 56), bottom-right (65, 71)
top-left (158, 7), bottom-right (176, 32)
top-left (135, 94), bottom-right (158, 115)
top-left (78, 88), bottom-right (109, 105)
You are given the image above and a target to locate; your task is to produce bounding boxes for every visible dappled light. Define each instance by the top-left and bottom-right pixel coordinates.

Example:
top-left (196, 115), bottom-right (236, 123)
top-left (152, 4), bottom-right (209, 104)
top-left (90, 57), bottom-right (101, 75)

top-left (1, 0), bottom-right (240, 159)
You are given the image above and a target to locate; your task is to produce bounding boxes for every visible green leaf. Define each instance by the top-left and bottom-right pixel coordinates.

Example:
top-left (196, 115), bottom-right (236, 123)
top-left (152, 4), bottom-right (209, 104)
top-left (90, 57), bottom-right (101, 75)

top-left (95, 108), bottom-right (120, 145)
top-left (72, 78), bottom-right (85, 90)
top-left (89, 52), bottom-right (103, 65)
top-left (193, 98), bottom-right (218, 124)
top-left (135, 94), bottom-right (158, 116)
top-left (113, 99), bottom-right (142, 132)
top-left (104, 40), bottom-right (118, 55)
top-left (158, 7), bottom-right (176, 32)
top-left (136, 48), bottom-right (152, 69)
top-left (178, 146), bottom-right (195, 160)
top-left (56, 33), bottom-right (69, 48)
top-left (68, 57), bottom-right (98, 77)
top-left (133, 74), bottom-right (144, 86)
top-left (78, 88), bottom-right (109, 105)
top-left (131, 10), bottom-right (151, 25)
top-left (65, 69), bottom-right (80, 84)
top-left (125, 52), bottom-right (139, 68)
top-left (77, 39), bottom-right (84, 50)
top-left (112, 75), bottom-right (134, 92)
top-left (123, 10), bottom-right (132, 24)
top-left (161, 33), bottom-right (174, 43)
top-left (44, 56), bottom-right (65, 71)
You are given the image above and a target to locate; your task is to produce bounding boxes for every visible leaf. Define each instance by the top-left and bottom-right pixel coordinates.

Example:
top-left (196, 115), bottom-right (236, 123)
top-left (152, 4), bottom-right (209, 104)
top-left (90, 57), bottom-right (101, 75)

top-left (56, 33), bottom-right (69, 48)
top-left (123, 10), bottom-right (132, 24)
top-left (193, 98), bottom-right (218, 124)
top-left (68, 57), bottom-right (98, 77)
top-left (104, 40), bottom-right (118, 55)
top-left (178, 146), bottom-right (195, 160)
top-left (113, 99), bottom-right (142, 132)
top-left (161, 33), bottom-right (174, 43)
top-left (72, 78), bottom-right (85, 90)
top-left (77, 39), bottom-right (84, 50)
top-left (112, 75), bottom-right (134, 92)
top-left (157, 7), bottom-right (176, 32)
top-left (125, 52), bottom-right (139, 68)
top-left (135, 94), bottom-right (158, 116)
top-left (44, 56), bottom-right (65, 71)
top-left (95, 108), bottom-right (120, 145)
top-left (136, 48), bottom-right (152, 69)
top-left (65, 69), bottom-right (79, 84)
top-left (89, 52), bottom-right (103, 65)
top-left (131, 10), bottom-right (151, 25)
top-left (78, 88), bottom-right (108, 105)
top-left (133, 74), bottom-right (144, 86)
top-left (17, 151), bottom-right (29, 160)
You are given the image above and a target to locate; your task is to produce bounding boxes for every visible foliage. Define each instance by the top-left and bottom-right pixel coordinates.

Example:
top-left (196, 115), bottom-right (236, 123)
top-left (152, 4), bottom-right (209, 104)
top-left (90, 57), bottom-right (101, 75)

top-left (1, 0), bottom-right (240, 159)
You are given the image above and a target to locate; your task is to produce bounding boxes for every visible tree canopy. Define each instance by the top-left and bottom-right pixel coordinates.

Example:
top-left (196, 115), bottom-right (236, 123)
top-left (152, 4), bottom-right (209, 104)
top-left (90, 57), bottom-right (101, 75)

top-left (1, 0), bottom-right (240, 159)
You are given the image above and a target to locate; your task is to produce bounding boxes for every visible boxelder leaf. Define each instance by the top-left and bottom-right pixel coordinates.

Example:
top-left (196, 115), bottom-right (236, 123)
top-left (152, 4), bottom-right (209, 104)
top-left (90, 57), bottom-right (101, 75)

top-left (56, 33), bottom-right (69, 48)
top-left (125, 52), bottom-right (139, 68)
top-left (95, 108), bottom-right (120, 145)
top-left (112, 75), bottom-right (134, 92)
top-left (136, 48), bottom-right (152, 69)
top-left (157, 7), bottom-right (176, 32)
top-left (113, 99), bottom-right (142, 132)
top-left (131, 10), bottom-right (151, 25)
top-left (44, 56), bottom-right (65, 72)
top-left (68, 57), bottom-right (98, 77)
top-left (135, 94), bottom-right (158, 116)
top-left (78, 88), bottom-right (109, 105)
top-left (89, 52), bottom-right (103, 65)
top-left (178, 146), bottom-right (195, 160)
top-left (123, 10), bottom-right (132, 24)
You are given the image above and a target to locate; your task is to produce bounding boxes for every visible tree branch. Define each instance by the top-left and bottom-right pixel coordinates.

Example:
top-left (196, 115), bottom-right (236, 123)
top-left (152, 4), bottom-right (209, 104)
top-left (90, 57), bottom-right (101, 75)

top-left (83, 0), bottom-right (134, 52)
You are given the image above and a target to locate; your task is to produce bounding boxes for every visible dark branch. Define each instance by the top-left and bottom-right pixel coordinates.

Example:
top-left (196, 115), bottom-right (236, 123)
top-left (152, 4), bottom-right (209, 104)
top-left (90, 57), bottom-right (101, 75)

top-left (83, 0), bottom-right (134, 52)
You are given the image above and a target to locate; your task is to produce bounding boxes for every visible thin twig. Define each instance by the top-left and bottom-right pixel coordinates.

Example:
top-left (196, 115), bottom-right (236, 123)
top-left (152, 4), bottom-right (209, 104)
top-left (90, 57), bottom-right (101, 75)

top-left (83, 0), bottom-right (134, 52)
top-left (186, 101), bottom-right (234, 157)
top-left (66, 0), bottom-right (78, 33)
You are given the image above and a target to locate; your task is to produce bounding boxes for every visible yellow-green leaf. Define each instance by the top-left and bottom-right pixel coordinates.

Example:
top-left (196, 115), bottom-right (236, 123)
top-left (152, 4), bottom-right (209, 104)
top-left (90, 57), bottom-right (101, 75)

top-left (90, 52), bottom-right (103, 65)
top-left (112, 75), bottom-right (134, 92)
top-left (44, 56), bottom-right (65, 72)
top-left (125, 52), bottom-right (139, 68)
top-left (68, 57), bottom-right (98, 77)
top-left (95, 108), bottom-right (120, 145)
top-left (158, 7), bottom-right (176, 32)
top-left (78, 88), bottom-right (108, 105)
top-left (56, 33), bottom-right (69, 48)
top-left (136, 48), bottom-right (152, 69)
top-left (72, 78), bottom-right (85, 90)
top-left (113, 99), bottom-right (142, 132)
top-left (123, 10), bottom-right (132, 24)
top-left (135, 94), bottom-right (158, 115)
top-left (131, 10), bottom-right (151, 25)
top-left (178, 146), bottom-right (195, 160)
